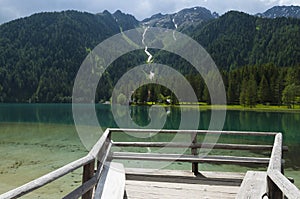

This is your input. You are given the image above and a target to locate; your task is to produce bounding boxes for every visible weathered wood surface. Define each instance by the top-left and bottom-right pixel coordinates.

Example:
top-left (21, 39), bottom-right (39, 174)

top-left (268, 133), bottom-right (282, 172)
top-left (125, 168), bottom-right (244, 186)
top-left (191, 132), bottom-right (199, 174)
top-left (113, 152), bottom-right (270, 165)
top-left (1, 129), bottom-right (297, 199)
top-left (63, 176), bottom-right (97, 199)
top-left (63, 134), bottom-right (113, 199)
top-left (94, 162), bottom-right (125, 199)
top-left (0, 129), bottom-right (111, 199)
top-left (110, 128), bottom-right (278, 136)
top-left (126, 180), bottom-right (239, 199)
top-left (82, 162), bottom-right (95, 199)
top-left (113, 142), bottom-right (288, 151)
top-left (125, 168), bottom-right (245, 179)
top-left (235, 171), bottom-right (267, 199)
top-left (124, 169), bottom-right (243, 199)
top-left (268, 170), bottom-right (300, 199)
top-left (267, 133), bottom-right (284, 199)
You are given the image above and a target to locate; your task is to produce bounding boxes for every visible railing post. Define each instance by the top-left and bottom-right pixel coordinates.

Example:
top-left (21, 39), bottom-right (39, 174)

top-left (267, 176), bottom-right (283, 199)
top-left (191, 132), bottom-right (198, 175)
top-left (267, 133), bottom-right (284, 199)
top-left (82, 161), bottom-right (95, 199)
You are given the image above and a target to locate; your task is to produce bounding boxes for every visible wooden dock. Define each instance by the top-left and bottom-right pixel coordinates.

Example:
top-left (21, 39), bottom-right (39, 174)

top-left (1, 128), bottom-right (300, 199)
top-left (125, 168), bottom-right (244, 199)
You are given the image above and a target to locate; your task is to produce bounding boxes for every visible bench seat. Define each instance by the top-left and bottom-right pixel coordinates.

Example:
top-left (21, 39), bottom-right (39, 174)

top-left (94, 162), bottom-right (126, 199)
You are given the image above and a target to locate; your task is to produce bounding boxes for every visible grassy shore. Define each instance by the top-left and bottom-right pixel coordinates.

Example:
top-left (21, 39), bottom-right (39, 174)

top-left (179, 103), bottom-right (300, 112)
top-left (137, 102), bottom-right (300, 113)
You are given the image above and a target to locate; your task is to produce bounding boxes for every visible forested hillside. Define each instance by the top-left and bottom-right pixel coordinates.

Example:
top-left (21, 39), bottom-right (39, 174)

top-left (0, 10), bottom-right (137, 102)
top-left (192, 11), bottom-right (300, 70)
top-left (0, 8), bottom-right (299, 106)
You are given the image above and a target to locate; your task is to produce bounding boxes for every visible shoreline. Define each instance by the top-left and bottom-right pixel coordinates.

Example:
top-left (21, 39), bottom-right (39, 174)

top-left (2, 102), bottom-right (300, 113)
top-left (130, 102), bottom-right (300, 113)
top-left (178, 104), bottom-right (300, 113)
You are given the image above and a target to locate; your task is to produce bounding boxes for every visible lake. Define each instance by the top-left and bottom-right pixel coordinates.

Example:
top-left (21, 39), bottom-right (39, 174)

top-left (0, 104), bottom-right (299, 198)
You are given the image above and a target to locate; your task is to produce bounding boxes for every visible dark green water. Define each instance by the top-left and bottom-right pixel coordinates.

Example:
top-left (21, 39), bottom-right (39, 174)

top-left (0, 103), bottom-right (299, 193)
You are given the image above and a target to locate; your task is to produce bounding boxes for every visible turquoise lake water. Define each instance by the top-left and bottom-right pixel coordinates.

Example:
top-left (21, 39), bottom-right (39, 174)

top-left (0, 104), bottom-right (299, 197)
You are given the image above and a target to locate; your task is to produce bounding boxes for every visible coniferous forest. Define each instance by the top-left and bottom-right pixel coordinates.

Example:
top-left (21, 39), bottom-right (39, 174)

top-left (0, 9), bottom-right (300, 107)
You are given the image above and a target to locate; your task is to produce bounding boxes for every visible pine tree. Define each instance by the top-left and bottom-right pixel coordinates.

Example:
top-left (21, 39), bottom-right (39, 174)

top-left (239, 79), bottom-right (247, 106)
top-left (258, 75), bottom-right (270, 104)
top-left (246, 74), bottom-right (257, 107)
top-left (227, 72), bottom-right (239, 104)
top-left (240, 75), bottom-right (257, 107)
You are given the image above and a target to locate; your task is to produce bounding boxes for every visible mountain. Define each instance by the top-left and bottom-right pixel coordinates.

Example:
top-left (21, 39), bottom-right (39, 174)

top-left (192, 11), bottom-right (300, 70)
top-left (0, 10), bottom-right (137, 102)
top-left (0, 7), bottom-right (299, 103)
top-left (142, 7), bottom-right (218, 30)
top-left (112, 10), bottom-right (140, 30)
top-left (257, 5), bottom-right (300, 18)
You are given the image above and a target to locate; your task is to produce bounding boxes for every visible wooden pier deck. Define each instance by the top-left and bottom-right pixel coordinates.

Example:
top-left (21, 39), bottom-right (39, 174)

top-left (1, 128), bottom-right (300, 199)
top-left (125, 168), bottom-right (244, 199)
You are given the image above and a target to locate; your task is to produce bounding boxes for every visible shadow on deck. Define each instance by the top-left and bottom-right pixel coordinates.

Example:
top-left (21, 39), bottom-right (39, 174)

top-left (125, 168), bottom-right (244, 199)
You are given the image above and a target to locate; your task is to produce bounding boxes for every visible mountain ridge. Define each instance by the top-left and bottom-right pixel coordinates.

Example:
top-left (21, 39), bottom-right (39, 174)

top-left (0, 6), bottom-right (299, 102)
top-left (142, 6), bottom-right (218, 30)
top-left (257, 5), bottom-right (300, 18)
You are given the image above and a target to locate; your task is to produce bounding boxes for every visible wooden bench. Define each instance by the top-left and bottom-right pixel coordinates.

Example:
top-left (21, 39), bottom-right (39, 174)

top-left (94, 162), bottom-right (126, 199)
top-left (236, 171), bottom-right (268, 199)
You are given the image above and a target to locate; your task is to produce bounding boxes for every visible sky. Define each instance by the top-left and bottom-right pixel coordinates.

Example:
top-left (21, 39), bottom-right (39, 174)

top-left (0, 0), bottom-right (300, 24)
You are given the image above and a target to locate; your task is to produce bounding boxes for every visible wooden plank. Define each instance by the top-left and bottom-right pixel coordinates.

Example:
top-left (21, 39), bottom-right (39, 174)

top-left (125, 180), bottom-right (239, 199)
top-left (124, 169), bottom-right (244, 198)
top-left (65, 141), bottom-right (113, 199)
top-left (125, 169), bottom-right (243, 186)
top-left (267, 133), bottom-right (284, 198)
top-left (95, 142), bottom-right (113, 179)
top-left (0, 129), bottom-right (111, 199)
top-left (125, 168), bottom-right (245, 180)
top-left (268, 170), bottom-right (300, 199)
top-left (63, 176), bottom-right (97, 199)
top-left (191, 133), bottom-right (199, 175)
top-left (89, 128), bottom-right (110, 157)
top-left (235, 171), bottom-right (267, 199)
top-left (64, 142), bottom-right (113, 199)
top-left (94, 162), bottom-right (125, 199)
top-left (113, 152), bottom-right (270, 165)
top-left (268, 133), bottom-right (282, 172)
top-left (0, 129), bottom-right (285, 199)
top-left (110, 128), bottom-right (278, 136)
top-left (82, 161), bottom-right (95, 199)
top-left (112, 142), bottom-right (288, 151)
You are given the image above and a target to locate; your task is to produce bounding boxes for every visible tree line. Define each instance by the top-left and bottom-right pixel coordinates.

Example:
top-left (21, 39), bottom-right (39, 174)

top-left (125, 64), bottom-right (300, 108)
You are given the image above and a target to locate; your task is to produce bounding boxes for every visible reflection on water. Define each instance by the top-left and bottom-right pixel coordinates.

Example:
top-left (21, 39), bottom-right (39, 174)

top-left (0, 104), bottom-right (299, 156)
top-left (0, 104), bottom-right (74, 124)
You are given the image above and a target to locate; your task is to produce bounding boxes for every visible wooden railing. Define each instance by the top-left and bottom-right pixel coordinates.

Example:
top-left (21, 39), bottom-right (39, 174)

top-left (111, 128), bottom-right (285, 175)
top-left (0, 129), bottom-right (112, 199)
top-left (266, 133), bottom-right (300, 199)
top-left (0, 128), bottom-right (298, 199)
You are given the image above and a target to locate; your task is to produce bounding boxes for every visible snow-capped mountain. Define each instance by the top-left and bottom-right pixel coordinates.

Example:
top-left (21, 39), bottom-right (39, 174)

top-left (142, 7), bottom-right (218, 30)
top-left (257, 5), bottom-right (300, 19)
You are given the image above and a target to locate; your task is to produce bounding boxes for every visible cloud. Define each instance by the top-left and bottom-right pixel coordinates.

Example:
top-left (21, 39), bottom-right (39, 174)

top-left (0, 6), bottom-right (21, 22)
top-left (259, 0), bottom-right (300, 6)
top-left (279, 0), bottom-right (300, 5)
